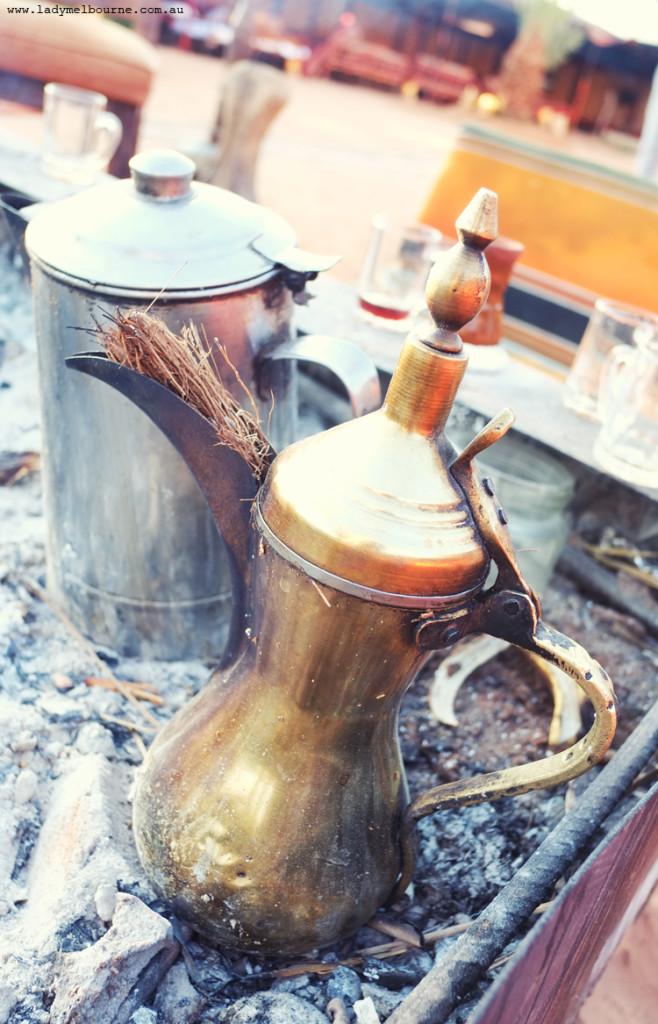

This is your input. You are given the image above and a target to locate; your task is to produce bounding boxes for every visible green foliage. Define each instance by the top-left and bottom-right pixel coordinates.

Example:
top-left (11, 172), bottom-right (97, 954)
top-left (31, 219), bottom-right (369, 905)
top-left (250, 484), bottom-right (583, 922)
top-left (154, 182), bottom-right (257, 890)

top-left (513, 0), bottom-right (585, 69)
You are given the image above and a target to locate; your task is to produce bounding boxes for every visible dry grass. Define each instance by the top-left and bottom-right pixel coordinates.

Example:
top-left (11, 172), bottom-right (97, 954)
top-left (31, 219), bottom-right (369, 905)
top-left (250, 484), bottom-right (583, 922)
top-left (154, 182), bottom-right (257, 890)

top-left (94, 309), bottom-right (274, 484)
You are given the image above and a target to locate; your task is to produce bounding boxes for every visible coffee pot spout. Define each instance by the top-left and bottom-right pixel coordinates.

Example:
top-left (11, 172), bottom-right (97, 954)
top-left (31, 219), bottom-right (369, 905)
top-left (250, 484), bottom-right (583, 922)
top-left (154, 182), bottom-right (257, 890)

top-left (66, 352), bottom-right (260, 663)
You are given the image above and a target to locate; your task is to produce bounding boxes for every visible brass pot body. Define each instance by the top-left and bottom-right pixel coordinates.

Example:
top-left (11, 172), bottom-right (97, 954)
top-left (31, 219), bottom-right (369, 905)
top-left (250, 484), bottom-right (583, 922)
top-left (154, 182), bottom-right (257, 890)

top-left (133, 541), bottom-right (440, 955)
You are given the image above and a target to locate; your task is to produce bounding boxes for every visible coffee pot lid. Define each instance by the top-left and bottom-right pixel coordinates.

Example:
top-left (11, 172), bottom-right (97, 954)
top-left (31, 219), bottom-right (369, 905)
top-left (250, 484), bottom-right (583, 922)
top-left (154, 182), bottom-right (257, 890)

top-left (259, 190), bottom-right (500, 605)
top-left (25, 149), bottom-right (337, 294)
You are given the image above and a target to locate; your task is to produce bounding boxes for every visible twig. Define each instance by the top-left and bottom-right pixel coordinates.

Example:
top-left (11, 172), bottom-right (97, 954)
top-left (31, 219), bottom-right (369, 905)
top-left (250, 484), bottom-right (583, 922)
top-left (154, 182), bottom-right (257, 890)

top-left (357, 940), bottom-right (410, 959)
top-left (586, 544), bottom-right (658, 560)
top-left (269, 957), bottom-right (363, 979)
top-left (183, 997), bottom-right (207, 1024)
top-left (100, 714), bottom-right (152, 760)
top-left (385, 696), bottom-right (658, 1024)
top-left (98, 713), bottom-right (157, 736)
top-left (0, 450), bottom-right (40, 486)
top-left (311, 579), bottom-right (333, 609)
top-left (143, 262), bottom-right (188, 314)
top-left (422, 901), bottom-right (554, 947)
top-left (132, 731), bottom-right (148, 760)
top-left (625, 762), bottom-right (658, 796)
top-left (558, 544), bottom-right (658, 638)
top-left (488, 951), bottom-right (515, 972)
top-left (368, 918), bottom-right (423, 948)
top-left (267, 902), bottom-right (558, 982)
top-left (583, 543), bottom-right (658, 592)
top-left (85, 675), bottom-right (163, 706)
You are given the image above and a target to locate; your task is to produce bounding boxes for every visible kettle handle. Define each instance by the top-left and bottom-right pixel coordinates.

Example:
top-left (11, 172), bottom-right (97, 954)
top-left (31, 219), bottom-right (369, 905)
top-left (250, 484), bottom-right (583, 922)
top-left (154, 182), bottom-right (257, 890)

top-left (392, 412), bottom-right (617, 899)
top-left (264, 332), bottom-right (382, 419)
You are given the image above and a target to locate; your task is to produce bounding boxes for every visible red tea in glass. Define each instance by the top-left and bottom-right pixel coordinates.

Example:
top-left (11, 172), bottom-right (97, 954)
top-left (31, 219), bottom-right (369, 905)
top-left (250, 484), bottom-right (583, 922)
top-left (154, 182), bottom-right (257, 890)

top-left (358, 292), bottom-right (410, 321)
top-left (357, 216), bottom-right (441, 327)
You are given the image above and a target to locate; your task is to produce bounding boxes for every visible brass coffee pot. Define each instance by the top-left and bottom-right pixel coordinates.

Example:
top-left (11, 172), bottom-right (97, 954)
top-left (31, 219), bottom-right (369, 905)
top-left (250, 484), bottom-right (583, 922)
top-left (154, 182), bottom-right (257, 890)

top-left (68, 190), bottom-right (616, 956)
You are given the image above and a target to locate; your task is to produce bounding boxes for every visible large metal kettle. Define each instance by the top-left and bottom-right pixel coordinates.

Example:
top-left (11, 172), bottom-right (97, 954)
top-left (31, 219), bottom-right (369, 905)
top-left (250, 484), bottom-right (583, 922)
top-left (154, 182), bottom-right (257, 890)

top-left (24, 149), bottom-right (380, 659)
top-left (68, 189), bottom-right (616, 955)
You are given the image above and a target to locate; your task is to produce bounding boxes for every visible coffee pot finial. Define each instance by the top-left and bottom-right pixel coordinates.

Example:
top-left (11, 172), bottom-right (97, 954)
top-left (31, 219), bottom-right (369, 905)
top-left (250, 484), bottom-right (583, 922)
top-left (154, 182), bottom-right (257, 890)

top-left (424, 186), bottom-right (498, 339)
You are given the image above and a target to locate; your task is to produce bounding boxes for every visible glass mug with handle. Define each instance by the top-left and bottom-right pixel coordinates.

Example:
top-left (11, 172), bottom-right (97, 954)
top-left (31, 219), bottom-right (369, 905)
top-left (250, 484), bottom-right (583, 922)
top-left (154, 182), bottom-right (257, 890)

top-left (593, 327), bottom-right (658, 487)
top-left (42, 82), bottom-right (122, 185)
top-left (563, 298), bottom-right (658, 421)
top-left (593, 329), bottom-right (658, 489)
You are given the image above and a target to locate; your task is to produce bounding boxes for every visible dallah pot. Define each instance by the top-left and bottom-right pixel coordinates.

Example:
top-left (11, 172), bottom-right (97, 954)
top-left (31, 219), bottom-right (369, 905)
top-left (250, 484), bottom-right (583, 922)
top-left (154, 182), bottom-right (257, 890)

top-left (24, 149), bottom-right (380, 659)
top-left (68, 189), bottom-right (616, 955)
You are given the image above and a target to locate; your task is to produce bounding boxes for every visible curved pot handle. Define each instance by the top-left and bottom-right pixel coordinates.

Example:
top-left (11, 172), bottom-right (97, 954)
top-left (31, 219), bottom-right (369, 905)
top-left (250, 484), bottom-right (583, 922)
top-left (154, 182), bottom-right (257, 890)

top-left (391, 411), bottom-right (617, 899)
top-left (263, 333), bottom-right (382, 445)
top-left (396, 607), bottom-right (616, 901)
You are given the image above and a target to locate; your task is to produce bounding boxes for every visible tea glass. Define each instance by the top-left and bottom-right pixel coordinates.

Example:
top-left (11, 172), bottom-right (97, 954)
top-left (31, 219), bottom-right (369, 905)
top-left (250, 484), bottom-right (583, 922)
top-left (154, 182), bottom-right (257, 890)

top-left (42, 82), bottom-right (122, 185)
top-left (593, 334), bottom-right (658, 489)
top-left (563, 298), bottom-right (658, 421)
top-left (357, 216), bottom-right (441, 327)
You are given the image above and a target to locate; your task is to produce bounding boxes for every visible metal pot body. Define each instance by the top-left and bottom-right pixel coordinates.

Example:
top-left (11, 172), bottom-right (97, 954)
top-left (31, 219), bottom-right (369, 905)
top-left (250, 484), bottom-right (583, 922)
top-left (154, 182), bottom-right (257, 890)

top-left (31, 261), bottom-right (295, 659)
top-left (132, 540), bottom-right (426, 955)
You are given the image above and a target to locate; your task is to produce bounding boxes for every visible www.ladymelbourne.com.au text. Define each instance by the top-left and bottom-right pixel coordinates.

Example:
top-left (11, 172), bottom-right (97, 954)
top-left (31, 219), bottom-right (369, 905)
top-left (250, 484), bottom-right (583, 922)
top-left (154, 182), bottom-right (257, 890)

top-left (5, 4), bottom-right (183, 14)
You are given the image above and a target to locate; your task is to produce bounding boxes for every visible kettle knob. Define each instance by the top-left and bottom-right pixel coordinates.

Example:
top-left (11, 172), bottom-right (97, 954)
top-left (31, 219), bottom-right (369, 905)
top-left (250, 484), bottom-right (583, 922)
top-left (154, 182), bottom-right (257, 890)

top-left (129, 149), bottom-right (196, 201)
top-left (425, 187), bottom-right (498, 335)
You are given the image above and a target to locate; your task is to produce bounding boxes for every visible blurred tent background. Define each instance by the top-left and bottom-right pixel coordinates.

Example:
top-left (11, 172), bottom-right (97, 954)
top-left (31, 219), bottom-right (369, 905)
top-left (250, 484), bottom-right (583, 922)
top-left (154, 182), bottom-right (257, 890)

top-left (170, 0), bottom-right (658, 144)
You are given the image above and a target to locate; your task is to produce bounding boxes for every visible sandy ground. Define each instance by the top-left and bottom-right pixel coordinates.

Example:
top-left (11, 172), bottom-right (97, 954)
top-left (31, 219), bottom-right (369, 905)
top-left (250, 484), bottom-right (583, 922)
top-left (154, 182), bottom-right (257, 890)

top-left (1, 44), bottom-right (639, 288)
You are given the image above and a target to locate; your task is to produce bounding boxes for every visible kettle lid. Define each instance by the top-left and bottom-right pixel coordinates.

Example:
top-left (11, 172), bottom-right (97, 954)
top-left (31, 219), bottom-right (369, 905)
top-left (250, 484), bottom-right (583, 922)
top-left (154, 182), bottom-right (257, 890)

top-left (25, 149), bottom-right (334, 294)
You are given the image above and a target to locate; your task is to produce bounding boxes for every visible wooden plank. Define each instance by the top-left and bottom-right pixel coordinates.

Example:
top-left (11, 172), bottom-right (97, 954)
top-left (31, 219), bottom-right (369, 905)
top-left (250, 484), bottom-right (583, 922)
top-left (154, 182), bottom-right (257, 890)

top-left (470, 787), bottom-right (658, 1024)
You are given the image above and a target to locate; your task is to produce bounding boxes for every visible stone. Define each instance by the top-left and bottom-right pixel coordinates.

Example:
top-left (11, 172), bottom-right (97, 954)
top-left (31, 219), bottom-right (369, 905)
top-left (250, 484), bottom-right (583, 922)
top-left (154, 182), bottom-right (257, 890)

top-left (75, 722), bottom-right (117, 759)
top-left (10, 729), bottom-right (37, 753)
top-left (52, 673), bottom-right (74, 692)
top-left (153, 960), bottom-right (202, 1024)
top-left (271, 973), bottom-right (311, 993)
top-left (50, 893), bottom-right (180, 1024)
top-left (217, 991), bottom-right (328, 1023)
top-left (95, 881), bottom-right (118, 923)
top-left (326, 998), bottom-right (350, 1024)
top-left (354, 997), bottom-right (381, 1023)
top-left (360, 983), bottom-right (410, 1019)
top-left (326, 966), bottom-right (362, 1006)
top-left (14, 768), bottom-right (38, 805)
top-left (35, 692), bottom-right (82, 721)
top-left (130, 1009), bottom-right (158, 1024)
top-left (21, 753), bottom-right (139, 953)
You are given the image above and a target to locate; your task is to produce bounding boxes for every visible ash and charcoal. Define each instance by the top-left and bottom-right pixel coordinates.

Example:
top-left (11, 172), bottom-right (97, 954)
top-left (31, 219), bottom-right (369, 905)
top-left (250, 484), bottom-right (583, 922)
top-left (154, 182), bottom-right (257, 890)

top-left (2, 241), bottom-right (658, 1024)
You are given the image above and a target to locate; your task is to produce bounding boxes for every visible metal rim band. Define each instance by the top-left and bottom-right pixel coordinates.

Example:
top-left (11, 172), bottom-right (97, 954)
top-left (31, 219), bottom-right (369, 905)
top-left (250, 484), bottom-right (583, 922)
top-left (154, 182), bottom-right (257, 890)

top-left (255, 503), bottom-right (480, 610)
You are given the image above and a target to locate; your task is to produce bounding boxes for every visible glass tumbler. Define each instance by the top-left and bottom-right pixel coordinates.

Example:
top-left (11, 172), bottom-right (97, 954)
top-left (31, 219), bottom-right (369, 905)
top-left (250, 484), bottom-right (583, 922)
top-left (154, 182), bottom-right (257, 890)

top-left (357, 216), bottom-right (441, 327)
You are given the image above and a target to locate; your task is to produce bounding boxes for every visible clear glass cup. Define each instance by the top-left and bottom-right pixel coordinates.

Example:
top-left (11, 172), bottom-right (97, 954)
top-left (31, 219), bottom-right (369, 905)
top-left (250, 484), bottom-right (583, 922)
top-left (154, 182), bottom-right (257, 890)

top-left (593, 334), bottom-right (658, 489)
top-left (357, 216), bottom-right (441, 328)
top-left (42, 82), bottom-right (123, 185)
top-left (563, 298), bottom-right (658, 421)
